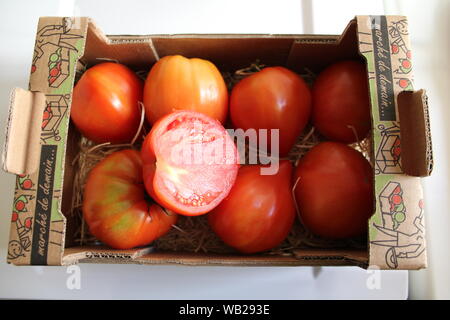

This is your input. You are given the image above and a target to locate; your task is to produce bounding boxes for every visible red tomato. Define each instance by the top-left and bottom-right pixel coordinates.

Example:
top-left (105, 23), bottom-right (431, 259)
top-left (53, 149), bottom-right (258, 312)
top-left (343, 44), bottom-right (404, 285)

top-left (312, 60), bottom-right (371, 143)
top-left (399, 78), bottom-right (409, 88)
top-left (15, 200), bottom-right (25, 212)
top-left (208, 161), bottom-right (296, 253)
top-left (142, 110), bottom-right (239, 216)
top-left (83, 149), bottom-right (177, 249)
top-left (24, 217), bottom-right (32, 229)
top-left (391, 44), bottom-right (399, 54)
top-left (402, 59), bottom-right (411, 69)
top-left (49, 67), bottom-right (59, 77)
top-left (43, 110), bottom-right (51, 120)
top-left (144, 55), bottom-right (228, 125)
top-left (406, 50), bottom-right (412, 59)
top-left (230, 67), bottom-right (312, 156)
top-left (294, 142), bottom-right (374, 239)
top-left (391, 194), bottom-right (402, 205)
top-left (21, 179), bottom-right (32, 189)
top-left (71, 62), bottom-right (143, 144)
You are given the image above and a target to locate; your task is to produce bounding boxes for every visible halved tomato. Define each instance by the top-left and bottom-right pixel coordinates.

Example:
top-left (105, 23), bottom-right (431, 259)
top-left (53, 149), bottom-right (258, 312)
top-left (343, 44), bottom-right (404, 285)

top-left (142, 110), bottom-right (239, 216)
top-left (83, 149), bottom-right (177, 249)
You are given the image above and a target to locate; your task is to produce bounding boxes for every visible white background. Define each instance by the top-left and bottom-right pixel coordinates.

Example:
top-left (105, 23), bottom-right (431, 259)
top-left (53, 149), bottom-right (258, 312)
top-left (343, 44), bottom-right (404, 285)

top-left (0, 0), bottom-right (448, 299)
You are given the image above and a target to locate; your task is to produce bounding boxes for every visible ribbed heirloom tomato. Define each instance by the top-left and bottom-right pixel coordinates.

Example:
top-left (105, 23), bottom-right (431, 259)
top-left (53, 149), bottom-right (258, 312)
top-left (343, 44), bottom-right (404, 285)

top-left (144, 55), bottom-right (228, 124)
top-left (208, 161), bottom-right (296, 253)
top-left (83, 149), bottom-right (177, 249)
top-left (230, 67), bottom-right (311, 156)
top-left (142, 110), bottom-right (239, 216)
top-left (294, 142), bottom-right (374, 239)
top-left (71, 62), bottom-right (143, 143)
top-left (312, 60), bottom-right (371, 143)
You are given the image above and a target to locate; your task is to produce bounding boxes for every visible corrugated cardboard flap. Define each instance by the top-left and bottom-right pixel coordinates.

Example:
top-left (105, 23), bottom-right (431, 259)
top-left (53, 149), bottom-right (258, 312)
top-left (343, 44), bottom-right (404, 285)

top-left (2, 88), bottom-right (46, 175)
top-left (397, 89), bottom-right (433, 176)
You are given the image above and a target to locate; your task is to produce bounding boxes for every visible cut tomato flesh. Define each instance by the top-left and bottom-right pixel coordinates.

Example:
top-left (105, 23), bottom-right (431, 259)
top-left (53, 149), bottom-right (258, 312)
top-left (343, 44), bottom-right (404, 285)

top-left (156, 160), bottom-right (224, 206)
top-left (142, 110), bottom-right (239, 216)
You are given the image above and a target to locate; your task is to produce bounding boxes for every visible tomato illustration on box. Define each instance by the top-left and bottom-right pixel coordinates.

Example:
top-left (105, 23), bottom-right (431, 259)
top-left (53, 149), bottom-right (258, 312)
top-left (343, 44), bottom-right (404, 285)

top-left (8, 195), bottom-right (33, 260)
top-left (31, 17), bottom-right (83, 87)
top-left (397, 78), bottom-right (413, 90)
top-left (389, 18), bottom-right (413, 91)
top-left (41, 94), bottom-right (69, 143)
top-left (375, 123), bottom-right (402, 174)
top-left (48, 47), bottom-right (70, 87)
top-left (389, 19), bottom-right (408, 54)
top-left (17, 174), bottom-right (33, 190)
top-left (372, 192), bottom-right (425, 269)
top-left (379, 182), bottom-right (406, 230)
top-left (399, 57), bottom-right (412, 74)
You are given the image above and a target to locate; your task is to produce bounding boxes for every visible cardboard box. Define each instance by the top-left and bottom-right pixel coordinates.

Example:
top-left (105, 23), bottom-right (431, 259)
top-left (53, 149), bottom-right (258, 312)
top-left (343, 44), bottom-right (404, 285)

top-left (3, 16), bottom-right (432, 269)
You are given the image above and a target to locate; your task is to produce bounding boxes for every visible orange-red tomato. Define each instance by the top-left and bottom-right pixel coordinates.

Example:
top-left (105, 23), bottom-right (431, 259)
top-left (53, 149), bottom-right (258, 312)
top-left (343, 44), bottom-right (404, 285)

top-left (312, 60), bottom-right (371, 143)
top-left (208, 161), bottom-right (296, 253)
top-left (142, 110), bottom-right (239, 216)
top-left (71, 62), bottom-right (143, 144)
top-left (294, 142), bottom-right (374, 239)
top-left (144, 55), bottom-right (228, 124)
top-left (230, 67), bottom-right (312, 156)
top-left (83, 149), bottom-right (177, 249)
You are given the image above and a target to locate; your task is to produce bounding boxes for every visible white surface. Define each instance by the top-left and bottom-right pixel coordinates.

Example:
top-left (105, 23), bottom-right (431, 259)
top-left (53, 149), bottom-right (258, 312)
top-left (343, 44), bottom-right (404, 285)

top-left (2, 0), bottom-right (446, 300)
